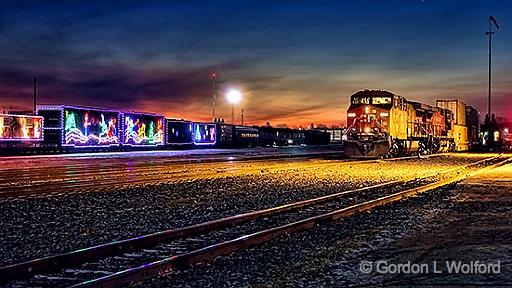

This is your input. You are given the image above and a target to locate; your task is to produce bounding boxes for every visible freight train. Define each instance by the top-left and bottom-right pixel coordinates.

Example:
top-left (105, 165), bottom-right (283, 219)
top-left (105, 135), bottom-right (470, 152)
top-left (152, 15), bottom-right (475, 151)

top-left (0, 105), bottom-right (329, 154)
top-left (344, 90), bottom-right (479, 158)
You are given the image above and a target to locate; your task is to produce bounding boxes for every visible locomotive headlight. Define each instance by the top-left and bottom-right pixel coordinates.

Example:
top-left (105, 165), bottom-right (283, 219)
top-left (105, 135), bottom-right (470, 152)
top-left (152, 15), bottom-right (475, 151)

top-left (379, 112), bottom-right (389, 117)
top-left (347, 113), bottom-right (356, 118)
top-left (364, 127), bottom-right (371, 133)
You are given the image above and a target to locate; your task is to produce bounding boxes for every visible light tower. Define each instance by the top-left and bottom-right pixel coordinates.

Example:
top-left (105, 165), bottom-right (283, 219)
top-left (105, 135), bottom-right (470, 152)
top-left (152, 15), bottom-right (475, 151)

top-left (486, 15), bottom-right (500, 119)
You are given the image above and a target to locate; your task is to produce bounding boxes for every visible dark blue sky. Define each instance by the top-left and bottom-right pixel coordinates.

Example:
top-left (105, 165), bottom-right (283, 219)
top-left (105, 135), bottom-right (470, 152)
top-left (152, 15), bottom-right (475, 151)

top-left (0, 0), bottom-right (510, 126)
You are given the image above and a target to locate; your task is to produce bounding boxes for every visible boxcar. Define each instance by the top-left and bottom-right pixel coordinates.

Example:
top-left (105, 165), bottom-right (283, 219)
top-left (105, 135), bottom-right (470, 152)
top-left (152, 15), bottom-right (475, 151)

top-left (304, 130), bottom-right (330, 145)
top-left (37, 105), bottom-right (121, 149)
top-left (234, 126), bottom-right (259, 147)
top-left (193, 122), bottom-right (217, 146)
top-left (0, 114), bottom-right (43, 149)
top-left (166, 119), bottom-right (194, 148)
top-left (122, 112), bottom-right (165, 146)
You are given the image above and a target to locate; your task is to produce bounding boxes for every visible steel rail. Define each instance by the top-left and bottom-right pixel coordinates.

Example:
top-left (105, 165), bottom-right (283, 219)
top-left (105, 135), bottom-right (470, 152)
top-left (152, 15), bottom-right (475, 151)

top-left (72, 155), bottom-right (510, 288)
top-left (0, 154), bottom-right (490, 282)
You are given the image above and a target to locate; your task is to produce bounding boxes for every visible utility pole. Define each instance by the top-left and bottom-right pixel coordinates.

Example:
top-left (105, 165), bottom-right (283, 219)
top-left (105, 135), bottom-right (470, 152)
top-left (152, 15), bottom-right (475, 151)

top-left (211, 69), bottom-right (217, 121)
top-left (33, 77), bottom-right (37, 115)
top-left (231, 104), bottom-right (235, 125)
top-left (241, 109), bottom-right (244, 126)
top-left (486, 15), bottom-right (500, 119)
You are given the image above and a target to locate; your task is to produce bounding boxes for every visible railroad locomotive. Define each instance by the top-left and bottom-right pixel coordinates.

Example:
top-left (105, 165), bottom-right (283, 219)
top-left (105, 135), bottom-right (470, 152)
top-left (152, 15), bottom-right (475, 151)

top-left (344, 90), bottom-right (477, 158)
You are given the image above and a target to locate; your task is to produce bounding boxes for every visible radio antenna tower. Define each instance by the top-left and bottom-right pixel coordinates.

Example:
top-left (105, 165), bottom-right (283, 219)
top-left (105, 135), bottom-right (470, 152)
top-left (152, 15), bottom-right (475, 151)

top-left (486, 15), bottom-right (500, 119)
top-left (211, 69), bottom-right (217, 121)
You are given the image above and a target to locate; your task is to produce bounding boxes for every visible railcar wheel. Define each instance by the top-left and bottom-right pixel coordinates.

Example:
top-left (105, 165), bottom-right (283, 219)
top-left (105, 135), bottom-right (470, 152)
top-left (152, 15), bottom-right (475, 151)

top-left (448, 141), bottom-right (455, 152)
top-left (418, 140), bottom-right (430, 158)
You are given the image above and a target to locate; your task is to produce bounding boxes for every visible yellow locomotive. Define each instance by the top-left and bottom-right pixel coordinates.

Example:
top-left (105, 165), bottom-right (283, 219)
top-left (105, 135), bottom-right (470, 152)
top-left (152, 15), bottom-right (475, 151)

top-left (344, 90), bottom-right (477, 158)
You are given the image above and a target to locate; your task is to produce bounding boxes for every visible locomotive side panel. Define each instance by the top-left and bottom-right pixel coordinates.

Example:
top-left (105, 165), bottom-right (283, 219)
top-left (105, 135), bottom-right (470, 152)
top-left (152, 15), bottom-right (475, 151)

top-left (388, 96), bottom-right (408, 140)
top-left (453, 124), bottom-right (469, 151)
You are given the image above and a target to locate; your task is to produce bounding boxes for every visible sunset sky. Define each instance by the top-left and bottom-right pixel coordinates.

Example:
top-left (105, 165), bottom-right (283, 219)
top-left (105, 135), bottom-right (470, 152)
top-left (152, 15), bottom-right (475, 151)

top-left (0, 0), bottom-right (511, 127)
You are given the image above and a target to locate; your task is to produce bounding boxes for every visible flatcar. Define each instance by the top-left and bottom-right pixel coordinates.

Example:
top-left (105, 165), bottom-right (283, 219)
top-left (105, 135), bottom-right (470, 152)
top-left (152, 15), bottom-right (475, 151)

top-left (344, 90), bottom-right (477, 158)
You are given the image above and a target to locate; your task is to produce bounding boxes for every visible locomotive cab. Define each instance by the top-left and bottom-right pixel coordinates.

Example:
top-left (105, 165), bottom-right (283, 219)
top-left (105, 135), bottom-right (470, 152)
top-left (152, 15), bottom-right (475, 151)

top-left (344, 90), bottom-right (400, 157)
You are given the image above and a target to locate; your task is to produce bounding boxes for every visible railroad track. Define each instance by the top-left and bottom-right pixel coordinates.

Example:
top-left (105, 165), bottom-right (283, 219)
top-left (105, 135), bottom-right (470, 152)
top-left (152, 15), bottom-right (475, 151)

top-left (0, 155), bottom-right (505, 287)
top-left (0, 150), bottom-right (345, 174)
top-left (0, 154), bottom-right (428, 199)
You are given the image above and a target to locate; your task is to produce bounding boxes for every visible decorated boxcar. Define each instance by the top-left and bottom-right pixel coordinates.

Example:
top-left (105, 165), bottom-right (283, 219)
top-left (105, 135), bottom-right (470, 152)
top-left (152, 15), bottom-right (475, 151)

top-left (122, 112), bottom-right (165, 146)
top-left (0, 114), bottom-right (43, 148)
top-left (193, 122), bottom-right (217, 146)
top-left (37, 105), bottom-right (121, 149)
top-left (166, 119), bottom-right (194, 148)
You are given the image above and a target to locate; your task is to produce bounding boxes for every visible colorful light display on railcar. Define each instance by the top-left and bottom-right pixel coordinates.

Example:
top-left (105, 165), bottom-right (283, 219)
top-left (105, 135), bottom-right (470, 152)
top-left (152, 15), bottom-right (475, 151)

top-left (194, 123), bottom-right (216, 145)
top-left (64, 108), bottom-right (119, 146)
top-left (166, 120), bottom-right (194, 145)
top-left (123, 113), bottom-right (164, 145)
top-left (0, 114), bottom-right (43, 141)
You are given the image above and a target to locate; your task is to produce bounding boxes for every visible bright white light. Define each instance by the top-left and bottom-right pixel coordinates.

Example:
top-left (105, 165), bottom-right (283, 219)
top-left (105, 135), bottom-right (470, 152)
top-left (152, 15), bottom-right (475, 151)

top-left (379, 112), bottom-right (389, 117)
top-left (364, 127), bottom-right (371, 133)
top-left (505, 128), bottom-right (509, 133)
top-left (347, 113), bottom-right (357, 118)
top-left (226, 89), bottom-right (242, 104)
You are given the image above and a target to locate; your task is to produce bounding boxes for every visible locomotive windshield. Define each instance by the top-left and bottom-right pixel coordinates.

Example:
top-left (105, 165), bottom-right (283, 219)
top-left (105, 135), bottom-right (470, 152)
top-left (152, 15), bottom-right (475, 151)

top-left (372, 97), bottom-right (392, 105)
